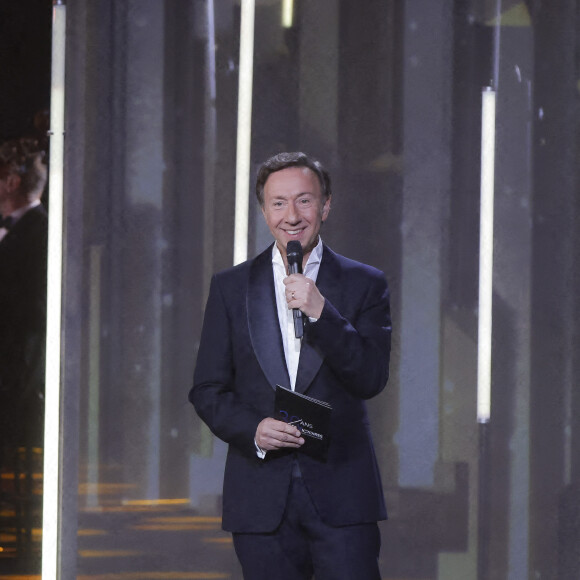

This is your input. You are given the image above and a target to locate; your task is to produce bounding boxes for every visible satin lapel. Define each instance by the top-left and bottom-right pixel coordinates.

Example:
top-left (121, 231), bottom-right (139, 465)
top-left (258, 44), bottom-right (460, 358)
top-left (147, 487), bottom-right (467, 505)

top-left (248, 246), bottom-right (290, 390)
top-left (294, 245), bottom-right (343, 394)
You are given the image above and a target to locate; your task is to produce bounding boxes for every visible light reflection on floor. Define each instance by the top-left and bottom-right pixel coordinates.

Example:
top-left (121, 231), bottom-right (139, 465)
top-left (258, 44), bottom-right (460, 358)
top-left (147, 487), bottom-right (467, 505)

top-left (0, 474), bottom-right (240, 580)
top-left (0, 573), bottom-right (416, 580)
top-left (1, 477), bottom-right (420, 580)
top-left (74, 508), bottom-right (239, 579)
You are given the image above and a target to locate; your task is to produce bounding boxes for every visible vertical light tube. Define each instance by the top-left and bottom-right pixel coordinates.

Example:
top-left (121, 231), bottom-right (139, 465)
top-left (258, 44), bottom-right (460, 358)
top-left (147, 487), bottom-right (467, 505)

top-left (282, 0), bottom-right (294, 28)
top-left (233, 0), bottom-right (255, 266)
top-left (202, 0), bottom-right (217, 300)
top-left (477, 87), bottom-right (496, 424)
top-left (42, 1), bottom-right (66, 577)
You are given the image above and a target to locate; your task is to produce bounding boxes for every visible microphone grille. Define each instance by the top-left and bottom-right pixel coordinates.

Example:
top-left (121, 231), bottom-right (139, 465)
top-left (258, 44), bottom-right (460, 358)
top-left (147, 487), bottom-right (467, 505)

top-left (286, 241), bottom-right (303, 265)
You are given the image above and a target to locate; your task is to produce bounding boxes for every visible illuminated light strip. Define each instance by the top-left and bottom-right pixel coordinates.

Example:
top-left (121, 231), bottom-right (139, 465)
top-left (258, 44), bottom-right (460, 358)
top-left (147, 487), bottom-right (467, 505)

top-left (141, 516), bottom-right (222, 525)
top-left (281, 0), bottom-right (294, 28)
top-left (42, 2), bottom-right (67, 578)
top-left (477, 88), bottom-right (496, 424)
top-left (79, 550), bottom-right (142, 558)
top-left (121, 498), bottom-right (191, 506)
top-left (143, 516), bottom-right (222, 523)
top-left (76, 573), bottom-right (229, 579)
top-left (130, 524), bottom-right (220, 531)
top-left (81, 505), bottom-right (186, 513)
top-left (233, 0), bottom-right (256, 265)
top-left (77, 529), bottom-right (108, 536)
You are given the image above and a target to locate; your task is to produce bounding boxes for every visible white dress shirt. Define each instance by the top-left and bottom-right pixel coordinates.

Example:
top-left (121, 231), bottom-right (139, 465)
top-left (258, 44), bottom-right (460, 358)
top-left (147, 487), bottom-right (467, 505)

top-left (271, 237), bottom-right (323, 390)
top-left (255, 238), bottom-right (324, 457)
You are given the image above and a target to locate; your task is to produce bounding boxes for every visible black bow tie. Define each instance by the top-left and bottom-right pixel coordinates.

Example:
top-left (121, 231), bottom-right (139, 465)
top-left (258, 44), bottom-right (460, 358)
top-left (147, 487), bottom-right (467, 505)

top-left (0, 216), bottom-right (13, 230)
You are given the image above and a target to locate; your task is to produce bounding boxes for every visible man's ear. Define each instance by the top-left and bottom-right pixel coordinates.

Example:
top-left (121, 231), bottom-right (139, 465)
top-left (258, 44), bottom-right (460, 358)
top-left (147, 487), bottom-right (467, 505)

top-left (5, 173), bottom-right (21, 193)
top-left (321, 195), bottom-right (332, 222)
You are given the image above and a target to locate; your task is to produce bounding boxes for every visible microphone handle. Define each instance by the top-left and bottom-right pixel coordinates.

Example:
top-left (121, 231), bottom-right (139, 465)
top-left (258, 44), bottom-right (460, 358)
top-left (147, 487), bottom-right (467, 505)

top-left (288, 262), bottom-right (304, 339)
top-left (293, 308), bottom-right (304, 339)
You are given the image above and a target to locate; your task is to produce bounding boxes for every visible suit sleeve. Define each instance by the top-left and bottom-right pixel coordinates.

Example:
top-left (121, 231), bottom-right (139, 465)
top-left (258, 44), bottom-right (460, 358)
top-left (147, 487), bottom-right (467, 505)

top-left (189, 275), bottom-right (266, 457)
top-left (305, 271), bottom-right (391, 400)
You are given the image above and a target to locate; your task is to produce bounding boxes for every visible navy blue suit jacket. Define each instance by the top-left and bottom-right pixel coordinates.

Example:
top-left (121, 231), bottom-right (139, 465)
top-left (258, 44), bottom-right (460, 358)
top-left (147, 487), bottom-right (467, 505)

top-left (190, 243), bottom-right (391, 533)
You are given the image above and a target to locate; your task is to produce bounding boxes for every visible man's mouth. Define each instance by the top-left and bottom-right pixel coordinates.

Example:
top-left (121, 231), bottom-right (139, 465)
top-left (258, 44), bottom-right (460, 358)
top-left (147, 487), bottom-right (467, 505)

top-left (285, 229), bottom-right (303, 236)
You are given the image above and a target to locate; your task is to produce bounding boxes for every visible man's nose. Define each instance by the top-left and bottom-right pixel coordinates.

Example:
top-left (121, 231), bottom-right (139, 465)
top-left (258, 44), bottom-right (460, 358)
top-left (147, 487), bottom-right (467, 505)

top-left (284, 202), bottom-right (299, 223)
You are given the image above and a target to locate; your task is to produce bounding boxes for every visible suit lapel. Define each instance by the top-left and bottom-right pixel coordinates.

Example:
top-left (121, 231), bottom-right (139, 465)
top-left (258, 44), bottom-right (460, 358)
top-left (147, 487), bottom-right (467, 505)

top-left (248, 246), bottom-right (290, 390)
top-left (294, 245), bottom-right (343, 394)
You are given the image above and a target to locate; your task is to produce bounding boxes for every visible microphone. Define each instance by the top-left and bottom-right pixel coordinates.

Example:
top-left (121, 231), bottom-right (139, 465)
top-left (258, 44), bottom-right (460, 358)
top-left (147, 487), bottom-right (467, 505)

top-left (286, 241), bottom-right (304, 339)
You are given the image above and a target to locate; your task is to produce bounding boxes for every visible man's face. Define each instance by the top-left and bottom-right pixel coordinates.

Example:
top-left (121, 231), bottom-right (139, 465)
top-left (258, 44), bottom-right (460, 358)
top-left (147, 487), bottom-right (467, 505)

top-left (262, 166), bottom-right (331, 263)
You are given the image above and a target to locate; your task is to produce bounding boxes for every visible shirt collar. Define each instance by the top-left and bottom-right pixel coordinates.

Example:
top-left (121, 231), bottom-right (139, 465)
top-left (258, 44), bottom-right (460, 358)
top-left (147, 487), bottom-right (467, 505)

top-left (272, 237), bottom-right (323, 269)
top-left (7, 199), bottom-right (41, 223)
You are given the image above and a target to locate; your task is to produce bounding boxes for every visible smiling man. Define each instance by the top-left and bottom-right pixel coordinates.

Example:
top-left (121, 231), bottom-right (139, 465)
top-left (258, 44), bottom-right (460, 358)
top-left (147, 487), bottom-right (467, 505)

top-left (190, 152), bottom-right (392, 579)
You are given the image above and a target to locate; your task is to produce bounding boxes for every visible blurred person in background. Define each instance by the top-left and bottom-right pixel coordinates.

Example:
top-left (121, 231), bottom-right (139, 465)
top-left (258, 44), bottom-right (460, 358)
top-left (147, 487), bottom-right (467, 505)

top-left (0, 138), bottom-right (48, 454)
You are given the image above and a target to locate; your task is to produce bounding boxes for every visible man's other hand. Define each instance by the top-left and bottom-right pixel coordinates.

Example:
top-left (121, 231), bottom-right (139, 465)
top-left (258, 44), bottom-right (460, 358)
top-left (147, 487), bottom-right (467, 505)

top-left (283, 274), bottom-right (325, 319)
top-left (256, 418), bottom-right (305, 451)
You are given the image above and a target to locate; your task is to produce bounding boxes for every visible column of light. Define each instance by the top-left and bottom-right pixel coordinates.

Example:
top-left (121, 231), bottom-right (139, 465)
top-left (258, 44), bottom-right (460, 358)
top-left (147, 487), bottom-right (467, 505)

top-left (233, 0), bottom-right (256, 265)
top-left (477, 87), bottom-right (496, 423)
top-left (42, 1), bottom-right (67, 578)
top-left (282, 0), bottom-right (294, 28)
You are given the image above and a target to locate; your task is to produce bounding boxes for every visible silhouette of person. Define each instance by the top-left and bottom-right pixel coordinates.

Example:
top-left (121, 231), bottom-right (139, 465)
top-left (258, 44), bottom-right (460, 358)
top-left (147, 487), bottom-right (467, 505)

top-left (0, 138), bottom-right (48, 450)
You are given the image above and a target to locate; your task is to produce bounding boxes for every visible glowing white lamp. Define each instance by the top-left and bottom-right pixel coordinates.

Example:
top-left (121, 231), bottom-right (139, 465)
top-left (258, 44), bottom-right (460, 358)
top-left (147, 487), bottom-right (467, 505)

top-left (42, 1), bottom-right (66, 577)
top-left (477, 88), bottom-right (496, 424)
top-left (282, 0), bottom-right (294, 28)
top-left (233, 0), bottom-right (256, 265)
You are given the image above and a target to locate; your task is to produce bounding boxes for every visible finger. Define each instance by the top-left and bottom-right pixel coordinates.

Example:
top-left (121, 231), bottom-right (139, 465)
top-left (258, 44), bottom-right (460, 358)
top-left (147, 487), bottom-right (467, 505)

top-left (256, 420), bottom-right (305, 450)
top-left (257, 419), bottom-right (301, 440)
top-left (283, 273), bottom-right (307, 287)
top-left (265, 418), bottom-right (300, 434)
top-left (274, 432), bottom-right (304, 445)
top-left (266, 423), bottom-right (302, 439)
top-left (258, 433), bottom-right (304, 451)
top-left (278, 424), bottom-right (303, 438)
top-left (268, 433), bottom-right (305, 449)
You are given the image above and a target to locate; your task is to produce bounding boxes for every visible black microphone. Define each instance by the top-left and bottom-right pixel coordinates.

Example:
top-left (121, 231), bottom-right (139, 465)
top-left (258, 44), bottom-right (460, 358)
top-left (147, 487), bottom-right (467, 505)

top-left (286, 241), bottom-right (304, 339)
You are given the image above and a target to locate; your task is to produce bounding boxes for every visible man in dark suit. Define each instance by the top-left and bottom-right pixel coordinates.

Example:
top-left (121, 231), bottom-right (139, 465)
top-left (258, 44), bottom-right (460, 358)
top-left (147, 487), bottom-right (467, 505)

top-left (0, 138), bottom-right (48, 449)
top-left (190, 152), bottom-right (391, 579)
